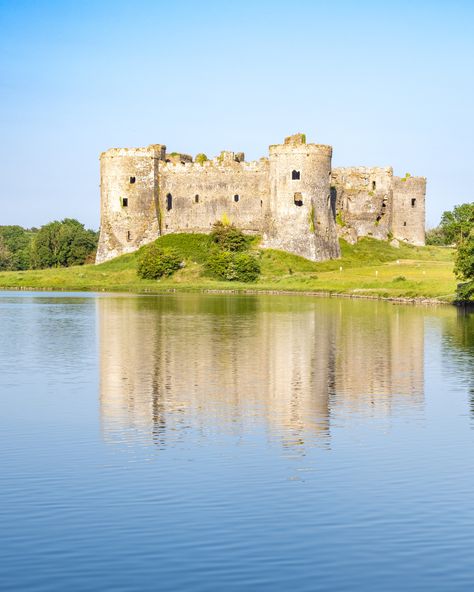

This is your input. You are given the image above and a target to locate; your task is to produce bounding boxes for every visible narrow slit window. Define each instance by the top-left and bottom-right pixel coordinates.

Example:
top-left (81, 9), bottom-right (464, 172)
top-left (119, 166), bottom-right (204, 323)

top-left (129, 176), bottom-right (136, 184)
top-left (411, 198), bottom-right (416, 207)
top-left (166, 193), bottom-right (173, 211)
top-left (294, 192), bottom-right (303, 206)
top-left (234, 194), bottom-right (239, 202)
top-left (122, 197), bottom-right (128, 207)
top-left (195, 194), bottom-right (199, 203)
top-left (403, 221), bottom-right (407, 226)
top-left (127, 231), bottom-right (132, 241)
top-left (372, 181), bottom-right (376, 190)
top-left (292, 170), bottom-right (301, 180)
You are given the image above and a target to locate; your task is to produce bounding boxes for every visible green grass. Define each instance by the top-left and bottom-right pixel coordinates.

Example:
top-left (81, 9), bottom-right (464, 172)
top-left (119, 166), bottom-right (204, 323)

top-left (0, 234), bottom-right (457, 302)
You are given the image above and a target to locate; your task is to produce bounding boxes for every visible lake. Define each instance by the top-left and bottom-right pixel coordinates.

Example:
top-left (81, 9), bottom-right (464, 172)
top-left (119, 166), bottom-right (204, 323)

top-left (1, 292), bottom-right (473, 591)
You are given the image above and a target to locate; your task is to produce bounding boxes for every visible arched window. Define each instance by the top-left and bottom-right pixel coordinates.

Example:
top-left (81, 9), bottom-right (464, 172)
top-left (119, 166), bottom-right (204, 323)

top-left (292, 170), bottom-right (300, 180)
top-left (195, 194), bottom-right (199, 203)
top-left (294, 192), bottom-right (303, 206)
top-left (234, 194), bottom-right (239, 202)
top-left (166, 193), bottom-right (173, 211)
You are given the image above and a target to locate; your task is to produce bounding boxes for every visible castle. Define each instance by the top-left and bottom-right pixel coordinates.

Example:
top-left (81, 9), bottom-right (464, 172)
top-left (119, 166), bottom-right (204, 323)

top-left (96, 133), bottom-right (426, 264)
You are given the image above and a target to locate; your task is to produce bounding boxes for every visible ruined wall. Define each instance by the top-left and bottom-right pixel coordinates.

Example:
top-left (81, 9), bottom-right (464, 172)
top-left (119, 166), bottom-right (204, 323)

top-left (263, 135), bottom-right (340, 261)
top-left (392, 176), bottom-right (426, 245)
top-left (331, 167), bottom-right (393, 242)
top-left (96, 134), bottom-right (426, 264)
top-left (158, 152), bottom-right (269, 234)
top-left (96, 145), bottom-right (164, 264)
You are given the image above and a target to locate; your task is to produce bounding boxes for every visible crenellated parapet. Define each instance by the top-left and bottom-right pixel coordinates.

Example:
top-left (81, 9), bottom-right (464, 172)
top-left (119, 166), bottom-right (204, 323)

top-left (96, 133), bottom-right (426, 264)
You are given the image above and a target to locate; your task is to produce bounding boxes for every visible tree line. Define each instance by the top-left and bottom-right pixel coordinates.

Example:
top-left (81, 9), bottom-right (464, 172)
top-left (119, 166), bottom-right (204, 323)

top-left (0, 219), bottom-right (98, 271)
top-left (427, 202), bottom-right (474, 301)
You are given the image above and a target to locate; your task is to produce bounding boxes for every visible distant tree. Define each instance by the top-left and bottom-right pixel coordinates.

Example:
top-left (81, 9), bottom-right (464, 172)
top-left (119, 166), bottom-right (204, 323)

top-left (0, 225), bottom-right (34, 270)
top-left (454, 231), bottom-right (474, 301)
top-left (0, 236), bottom-right (13, 270)
top-left (439, 203), bottom-right (474, 245)
top-left (30, 219), bottom-right (98, 268)
top-left (425, 226), bottom-right (447, 246)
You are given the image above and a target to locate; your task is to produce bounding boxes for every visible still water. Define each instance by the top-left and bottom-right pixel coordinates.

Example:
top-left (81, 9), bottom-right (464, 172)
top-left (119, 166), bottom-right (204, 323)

top-left (1, 292), bottom-right (474, 591)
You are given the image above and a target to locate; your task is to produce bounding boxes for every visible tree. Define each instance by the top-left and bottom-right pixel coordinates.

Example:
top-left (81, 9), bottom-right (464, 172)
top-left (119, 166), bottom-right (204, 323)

top-left (454, 232), bottom-right (474, 301)
top-left (30, 219), bottom-right (98, 268)
top-left (0, 225), bottom-right (34, 270)
top-left (0, 236), bottom-right (13, 270)
top-left (439, 203), bottom-right (474, 245)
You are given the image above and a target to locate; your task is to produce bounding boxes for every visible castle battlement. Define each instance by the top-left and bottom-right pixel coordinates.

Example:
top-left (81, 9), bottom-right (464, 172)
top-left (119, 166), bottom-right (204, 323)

top-left (96, 133), bottom-right (426, 264)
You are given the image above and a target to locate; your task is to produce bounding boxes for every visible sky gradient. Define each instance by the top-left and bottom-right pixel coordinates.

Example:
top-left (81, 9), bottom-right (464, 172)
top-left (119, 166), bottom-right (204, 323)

top-left (1, 0), bottom-right (473, 229)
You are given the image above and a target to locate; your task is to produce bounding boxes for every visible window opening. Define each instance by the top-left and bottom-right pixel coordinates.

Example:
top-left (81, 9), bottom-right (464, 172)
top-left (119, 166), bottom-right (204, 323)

top-left (234, 194), bottom-right (239, 202)
top-left (127, 231), bottom-right (131, 241)
top-left (372, 181), bottom-right (376, 190)
top-left (122, 197), bottom-right (128, 207)
top-left (195, 194), bottom-right (199, 203)
top-left (294, 192), bottom-right (303, 207)
top-left (292, 170), bottom-right (300, 180)
top-left (129, 176), bottom-right (136, 184)
top-left (411, 198), bottom-right (416, 207)
top-left (166, 193), bottom-right (173, 211)
top-left (403, 221), bottom-right (407, 226)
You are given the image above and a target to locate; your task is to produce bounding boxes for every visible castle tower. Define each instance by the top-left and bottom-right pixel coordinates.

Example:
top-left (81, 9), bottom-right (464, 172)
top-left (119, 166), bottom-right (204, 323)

top-left (95, 144), bottom-right (165, 264)
top-left (392, 175), bottom-right (426, 245)
top-left (263, 134), bottom-right (340, 261)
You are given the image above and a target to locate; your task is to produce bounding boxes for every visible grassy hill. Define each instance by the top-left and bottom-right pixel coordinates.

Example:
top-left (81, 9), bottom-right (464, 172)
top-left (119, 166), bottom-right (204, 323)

top-left (0, 234), bottom-right (456, 302)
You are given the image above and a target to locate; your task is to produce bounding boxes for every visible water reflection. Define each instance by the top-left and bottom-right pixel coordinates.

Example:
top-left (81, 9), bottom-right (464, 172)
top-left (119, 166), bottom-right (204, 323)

top-left (98, 295), bottom-right (425, 447)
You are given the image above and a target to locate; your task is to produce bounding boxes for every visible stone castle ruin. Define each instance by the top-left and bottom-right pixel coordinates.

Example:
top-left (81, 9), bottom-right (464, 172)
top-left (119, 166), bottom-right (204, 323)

top-left (96, 133), bottom-right (426, 264)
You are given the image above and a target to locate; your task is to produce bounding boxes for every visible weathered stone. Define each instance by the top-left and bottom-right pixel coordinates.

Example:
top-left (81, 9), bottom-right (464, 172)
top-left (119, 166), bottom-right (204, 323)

top-left (96, 134), bottom-right (426, 264)
top-left (390, 238), bottom-right (400, 248)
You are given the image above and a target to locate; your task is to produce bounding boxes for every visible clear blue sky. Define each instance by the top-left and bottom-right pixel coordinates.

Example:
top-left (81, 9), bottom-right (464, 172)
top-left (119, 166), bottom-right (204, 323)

top-left (1, 0), bottom-right (473, 229)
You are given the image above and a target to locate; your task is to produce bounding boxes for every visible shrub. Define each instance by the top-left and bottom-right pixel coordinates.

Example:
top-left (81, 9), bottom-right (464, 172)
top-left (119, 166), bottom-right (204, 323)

top-left (205, 250), bottom-right (260, 282)
top-left (195, 153), bottom-right (208, 165)
top-left (210, 221), bottom-right (250, 252)
top-left (392, 275), bottom-right (407, 282)
top-left (137, 243), bottom-right (182, 279)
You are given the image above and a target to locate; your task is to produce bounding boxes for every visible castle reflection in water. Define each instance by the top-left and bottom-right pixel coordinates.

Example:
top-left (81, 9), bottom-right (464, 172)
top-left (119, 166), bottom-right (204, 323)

top-left (98, 295), bottom-right (425, 447)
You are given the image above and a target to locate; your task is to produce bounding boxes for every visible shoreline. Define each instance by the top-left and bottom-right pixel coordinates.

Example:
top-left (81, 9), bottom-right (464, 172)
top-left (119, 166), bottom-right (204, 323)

top-left (0, 284), bottom-right (452, 306)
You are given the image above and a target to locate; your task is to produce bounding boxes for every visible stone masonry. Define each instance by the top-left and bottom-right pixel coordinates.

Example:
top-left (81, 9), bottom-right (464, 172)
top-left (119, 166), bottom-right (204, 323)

top-left (96, 133), bottom-right (426, 264)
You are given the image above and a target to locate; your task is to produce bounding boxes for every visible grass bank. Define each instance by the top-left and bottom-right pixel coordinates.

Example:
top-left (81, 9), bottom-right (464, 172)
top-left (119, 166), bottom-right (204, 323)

top-left (0, 234), bottom-right (456, 302)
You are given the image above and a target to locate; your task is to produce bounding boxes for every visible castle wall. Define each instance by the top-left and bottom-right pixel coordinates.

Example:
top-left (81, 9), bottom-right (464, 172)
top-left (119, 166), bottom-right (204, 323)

top-left (158, 155), bottom-right (269, 234)
top-left (96, 145), bottom-right (164, 264)
top-left (96, 134), bottom-right (426, 264)
top-left (263, 137), bottom-right (340, 261)
top-left (392, 176), bottom-right (426, 245)
top-left (331, 167), bottom-right (393, 242)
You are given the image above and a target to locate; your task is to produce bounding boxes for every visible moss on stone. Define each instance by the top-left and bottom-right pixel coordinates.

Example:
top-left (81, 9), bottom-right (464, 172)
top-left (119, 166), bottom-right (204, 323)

top-left (195, 153), bottom-right (208, 166)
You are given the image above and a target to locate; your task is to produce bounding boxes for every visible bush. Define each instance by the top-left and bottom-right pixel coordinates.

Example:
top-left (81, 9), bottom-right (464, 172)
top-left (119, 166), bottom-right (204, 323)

top-left (210, 221), bottom-right (250, 252)
top-left (137, 243), bottom-right (182, 279)
top-left (205, 250), bottom-right (260, 282)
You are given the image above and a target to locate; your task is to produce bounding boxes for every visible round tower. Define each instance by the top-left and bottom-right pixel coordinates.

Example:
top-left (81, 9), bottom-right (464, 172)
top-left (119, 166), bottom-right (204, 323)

top-left (263, 134), bottom-right (340, 261)
top-left (96, 144), bottom-right (165, 264)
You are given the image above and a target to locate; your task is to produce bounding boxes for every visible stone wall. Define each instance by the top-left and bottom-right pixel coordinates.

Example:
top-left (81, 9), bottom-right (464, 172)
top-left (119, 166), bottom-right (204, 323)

top-left (158, 154), bottom-right (269, 235)
top-left (392, 176), bottom-right (426, 245)
top-left (331, 167), bottom-right (393, 242)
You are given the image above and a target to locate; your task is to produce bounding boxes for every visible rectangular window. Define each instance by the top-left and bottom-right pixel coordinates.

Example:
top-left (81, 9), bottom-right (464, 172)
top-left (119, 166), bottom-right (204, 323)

top-left (122, 198), bottom-right (128, 207)
top-left (129, 177), bottom-right (136, 184)
top-left (411, 198), bottom-right (416, 207)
